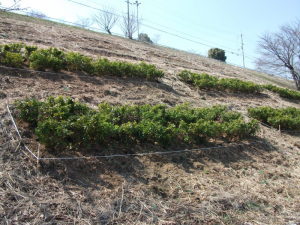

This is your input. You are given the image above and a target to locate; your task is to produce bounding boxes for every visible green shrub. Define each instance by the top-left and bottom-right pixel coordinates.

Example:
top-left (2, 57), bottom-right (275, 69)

top-left (248, 106), bottom-right (300, 131)
top-left (262, 84), bottom-right (300, 100)
top-left (92, 58), bottom-right (111, 76)
top-left (29, 48), bottom-right (65, 71)
top-left (137, 62), bottom-right (164, 80)
top-left (208, 48), bottom-right (227, 62)
top-left (2, 43), bottom-right (164, 81)
top-left (189, 120), bottom-right (223, 142)
top-left (194, 73), bottom-right (218, 89)
top-left (92, 59), bottom-right (164, 80)
top-left (218, 78), bottom-right (262, 93)
top-left (16, 97), bottom-right (259, 152)
top-left (38, 96), bottom-right (92, 121)
top-left (0, 43), bottom-right (36, 67)
top-left (138, 33), bottom-right (153, 44)
top-left (222, 119), bottom-right (259, 140)
top-left (24, 45), bottom-right (38, 59)
top-left (35, 119), bottom-right (73, 150)
top-left (178, 70), bottom-right (262, 94)
top-left (15, 98), bottom-right (43, 126)
top-left (0, 52), bottom-right (24, 67)
top-left (0, 43), bottom-right (24, 53)
top-left (65, 52), bottom-right (93, 73)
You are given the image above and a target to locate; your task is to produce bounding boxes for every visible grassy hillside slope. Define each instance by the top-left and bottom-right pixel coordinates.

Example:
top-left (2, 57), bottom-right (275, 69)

top-left (0, 11), bottom-right (299, 225)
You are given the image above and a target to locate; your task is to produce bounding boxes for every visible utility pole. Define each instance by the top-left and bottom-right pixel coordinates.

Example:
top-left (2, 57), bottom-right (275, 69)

top-left (125, 0), bottom-right (131, 31)
top-left (134, 1), bottom-right (141, 37)
top-left (241, 33), bottom-right (245, 68)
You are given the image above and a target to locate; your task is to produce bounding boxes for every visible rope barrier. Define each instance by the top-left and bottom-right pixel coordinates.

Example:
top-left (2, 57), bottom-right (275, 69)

top-left (6, 104), bottom-right (39, 160)
top-left (38, 143), bottom-right (249, 161)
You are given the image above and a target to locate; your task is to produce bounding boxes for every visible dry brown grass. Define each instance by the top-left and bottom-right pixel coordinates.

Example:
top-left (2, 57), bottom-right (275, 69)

top-left (0, 11), bottom-right (300, 225)
top-left (1, 109), bottom-right (300, 225)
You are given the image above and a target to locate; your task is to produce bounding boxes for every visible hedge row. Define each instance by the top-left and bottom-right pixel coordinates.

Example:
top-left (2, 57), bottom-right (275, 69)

top-left (178, 70), bottom-right (262, 94)
top-left (248, 106), bottom-right (300, 131)
top-left (262, 84), bottom-right (300, 100)
top-left (178, 70), bottom-right (300, 100)
top-left (2, 43), bottom-right (299, 100)
top-left (16, 97), bottom-right (259, 152)
top-left (0, 43), bottom-right (164, 81)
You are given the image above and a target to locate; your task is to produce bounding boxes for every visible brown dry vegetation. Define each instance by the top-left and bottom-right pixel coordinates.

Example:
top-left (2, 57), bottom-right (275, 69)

top-left (0, 12), bottom-right (300, 225)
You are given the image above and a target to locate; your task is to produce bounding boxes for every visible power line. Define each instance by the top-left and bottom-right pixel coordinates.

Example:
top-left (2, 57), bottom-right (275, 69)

top-left (66, 0), bottom-right (121, 16)
top-left (63, 0), bottom-right (242, 56)
top-left (2, 0), bottom-right (258, 61)
top-left (65, 0), bottom-right (261, 60)
top-left (85, 0), bottom-right (243, 50)
top-left (3, 2), bottom-right (258, 66)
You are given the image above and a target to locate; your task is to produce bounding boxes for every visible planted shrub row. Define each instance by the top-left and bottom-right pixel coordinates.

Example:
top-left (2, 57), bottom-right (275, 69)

top-left (262, 84), bottom-right (300, 100)
top-left (178, 70), bottom-right (262, 94)
top-left (178, 70), bottom-right (300, 100)
top-left (0, 43), bottom-right (164, 80)
top-left (16, 97), bottom-right (259, 152)
top-left (248, 106), bottom-right (300, 131)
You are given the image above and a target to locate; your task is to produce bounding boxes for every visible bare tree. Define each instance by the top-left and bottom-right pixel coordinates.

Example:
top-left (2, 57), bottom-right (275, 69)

top-left (121, 14), bottom-right (137, 39)
top-left (0, 0), bottom-right (24, 12)
top-left (75, 17), bottom-right (93, 29)
top-left (256, 21), bottom-right (300, 90)
top-left (94, 8), bottom-right (118, 35)
top-left (152, 34), bottom-right (161, 44)
top-left (27, 9), bottom-right (46, 19)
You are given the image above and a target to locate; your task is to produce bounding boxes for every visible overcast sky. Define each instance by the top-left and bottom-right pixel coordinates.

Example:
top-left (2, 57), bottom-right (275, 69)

top-left (1, 0), bottom-right (300, 70)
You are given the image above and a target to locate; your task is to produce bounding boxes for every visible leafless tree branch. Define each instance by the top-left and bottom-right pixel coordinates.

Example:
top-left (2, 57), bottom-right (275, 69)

top-left (0, 0), bottom-right (25, 12)
top-left (76, 17), bottom-right (93, 29)
top-left (255, 21), bottom-right (300, 89)
top-left (121, 14), bottom-right (137, 39)
top-left (26, 9), bottom-right (46, 19)
top-left (93, 8), bottom-right (118, 35)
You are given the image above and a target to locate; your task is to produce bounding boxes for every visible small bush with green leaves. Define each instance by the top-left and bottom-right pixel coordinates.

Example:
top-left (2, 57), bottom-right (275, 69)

top-left (29, 48), bottom-right (66, 72)
top-left (0, 43), bottom-right (25, 53)
top-left (24, 45), bottom-right (38, 59)
top-left (65, 52), bottom-right (93, 73)
top-left (262, 84), bottom-right (300, 100)
top-left (208, 48), bottom-right (227, 62)
top-left (0, 43), bottom-right (39, 66)
top-left (138, 33), bottom-right (153, 44)
top-left (0, 51), bottom-right (24, 67)
top-left (248, 106), bottom-right (300, 131)
top-left (16, 97), bottom-right (258, 152)
top-left (0, 43), bottom-right (25, 67)
top-left (92, 59), bottom-right (164, 80)
top-left (178, 70), bottom-right (262, 94)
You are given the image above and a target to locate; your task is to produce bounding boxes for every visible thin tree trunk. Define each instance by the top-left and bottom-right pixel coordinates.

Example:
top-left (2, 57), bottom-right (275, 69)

top-left (290, 70), bottom-right (300, 90)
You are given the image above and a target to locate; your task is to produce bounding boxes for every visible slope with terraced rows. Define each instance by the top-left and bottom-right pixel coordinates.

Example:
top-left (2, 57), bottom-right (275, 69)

top-left (0, 11), bottom-right (299, 225)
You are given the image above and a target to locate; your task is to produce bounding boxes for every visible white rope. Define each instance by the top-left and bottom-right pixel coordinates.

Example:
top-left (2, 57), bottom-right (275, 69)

top-left (6, 105), bottom-right (40, 160)
top-left (38, 142), bottom-right (251, 161)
